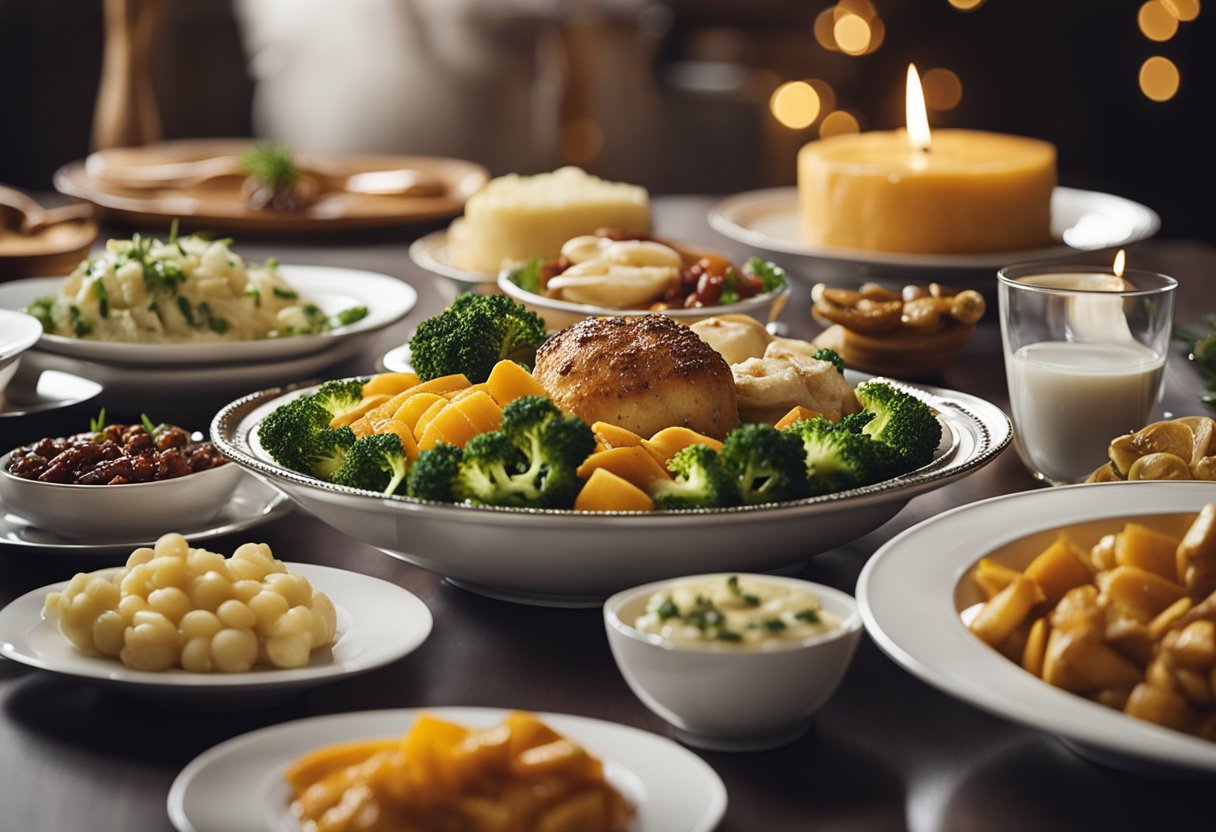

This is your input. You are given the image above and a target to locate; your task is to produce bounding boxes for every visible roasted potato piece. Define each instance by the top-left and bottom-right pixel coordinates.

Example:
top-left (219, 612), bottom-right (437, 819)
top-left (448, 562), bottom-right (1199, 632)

top-left (1124, 682), bottom-right (1202, 734)
top-left (1024, 536), bottom-right (1094, 606)
top-left (1114, 522), bottom-right (1180, 581)
top-left (969, 575), bottom-right (1045, 647)
top-left (1042, 625), bottom-right (1142, 694)
top-left (1022, 617), bottom-right (1049, 677)
top-left (1177, 504), bottom-right (1216, 600)
top-left (973, 558), bottom-right (1022, 600)
top-left (1097, 565), bottom-right (1187, 623)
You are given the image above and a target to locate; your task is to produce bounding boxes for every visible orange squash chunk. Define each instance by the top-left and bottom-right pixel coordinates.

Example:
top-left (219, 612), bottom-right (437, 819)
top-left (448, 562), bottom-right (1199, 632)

top-left (419, 403), bottom-right (480, 451)
top-left (366, 389), bottom-right (417, 424)
top-left (592, 421), bottom-right (645, 450)
top-left (392, 392), bottom-right (446, 433)
top-left (576, 446), bottom-right (670, 490)
top-left (451, 390), bottom-right (503, 434)
top-left (445, 383), bottom-right (490, 401)
top-left (642, 427), bottom-right (723, 466)
top-left (408, 373), bottom-right (471, 398)
top-left (283, 738), bottom-right (399, 793)
top-left (348, 415), bottom-right (374, 439)
top-left (362, 372), bottom-right (421, 398)
top-left (574, 468), bottom-right (655, 512)
top-left (328, 394), bottom-right (391, 428)
top-left (485, 359), bottom-right (550, 405)
top-left (371, 418), bottom-right (420, 461)
top-left (774, 405), bottom-right (825, 430)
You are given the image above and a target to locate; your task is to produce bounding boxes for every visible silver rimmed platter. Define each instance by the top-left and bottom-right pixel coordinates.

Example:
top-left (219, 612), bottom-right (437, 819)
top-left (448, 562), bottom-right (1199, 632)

top-left (211, 378), bottom-right (1011, 607)
top-left (708, 186), bottom-right (1160, 285)
top-left (858, 481), bottom-right (1216, 776)
top-left (0, 562), bottom-right (432, 705)
top-left (168, 706), bottom-right (726, 832)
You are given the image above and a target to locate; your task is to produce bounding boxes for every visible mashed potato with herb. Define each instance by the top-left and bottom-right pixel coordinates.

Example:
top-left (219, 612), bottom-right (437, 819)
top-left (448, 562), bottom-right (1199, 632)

top-left (27, 232), bottom-right (364, 343)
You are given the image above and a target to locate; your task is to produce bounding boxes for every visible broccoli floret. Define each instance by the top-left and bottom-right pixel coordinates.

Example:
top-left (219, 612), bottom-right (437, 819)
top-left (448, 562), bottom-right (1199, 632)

top-left (453, 396), bottom-right (596, 508)
top-left (311, 378), bottom-right (367, 422)
top-left (332, 433), bottom-right (410, 495)
top-left (785, 417), bottom-right (899, 496)
top-left (651, 444), bottom-right (739, 510)
top-left (719, 423), bottom-right (810, 505)
top-left (408, 442), bottom-right (463, 502)
top-left (854, 380), bottom-right (943, 469)
top-left (257, 394), bottom-right (333, 473)
top-left (408, 294), bottom-right (548, 384)
top-left (812, 347), bottom-right (845, 374)
top-left (304, 426), bottom-right (357, 481)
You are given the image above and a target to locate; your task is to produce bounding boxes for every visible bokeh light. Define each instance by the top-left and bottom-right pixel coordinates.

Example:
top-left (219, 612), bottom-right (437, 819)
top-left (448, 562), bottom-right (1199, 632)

top-left (1139, 1), bottom-right (1180, 41)
top-left (770, 81), bottom-right (822, 129)
top-left (1161, 0), bottom-right (1201, 21)
top-left (834, 12), bottom-right (872, 56)
top-left (923, 68), bottom-right (963, 110)
top-left (807, 79), bottom-right (838, 115)
top-left (820, 110), bottom-right (861, 137)
top-left (947, 0), bottom-right (985, 10)
top-left (1139, 56), bottom-right (1181, 101)
top-left (814, 8), bottom-right (839, 51)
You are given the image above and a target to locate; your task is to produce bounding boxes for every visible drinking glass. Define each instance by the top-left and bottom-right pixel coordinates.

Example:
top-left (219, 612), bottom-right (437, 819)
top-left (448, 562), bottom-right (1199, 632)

top-left (998, 263), bottom-right (1177, 485)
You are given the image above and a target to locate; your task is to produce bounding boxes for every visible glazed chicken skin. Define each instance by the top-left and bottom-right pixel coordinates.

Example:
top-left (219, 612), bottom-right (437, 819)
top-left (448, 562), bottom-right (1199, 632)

top-left (533, 315), bottom-right (740, 439)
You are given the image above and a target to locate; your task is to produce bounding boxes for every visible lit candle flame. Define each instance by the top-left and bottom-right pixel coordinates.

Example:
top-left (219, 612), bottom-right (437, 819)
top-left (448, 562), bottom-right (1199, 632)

top-left (906, 64), bottom-right (931, 153)
top-left (1113, 249), bottom-right (1125, 277)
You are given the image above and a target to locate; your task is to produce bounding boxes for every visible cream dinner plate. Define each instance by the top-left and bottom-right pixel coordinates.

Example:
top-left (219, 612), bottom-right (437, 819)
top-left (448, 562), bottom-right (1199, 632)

top-left (167, 706), bottom-right (727, 832)
top-left (857, 481), bottom-right (1216, 775)
top-left (0, 563), bottom-right (432, 703)
top-left (0, 265), bottom-right (416, 366)
top-left (708, 186), bottom-right (1160, 284)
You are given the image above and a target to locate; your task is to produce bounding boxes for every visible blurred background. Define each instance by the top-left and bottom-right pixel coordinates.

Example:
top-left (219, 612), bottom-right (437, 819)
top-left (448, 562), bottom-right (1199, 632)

top-left (1, 0), bottom-right (1212, 242)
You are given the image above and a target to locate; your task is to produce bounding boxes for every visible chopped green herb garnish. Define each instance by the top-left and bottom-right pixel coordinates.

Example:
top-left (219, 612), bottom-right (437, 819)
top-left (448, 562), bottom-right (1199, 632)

top-left (91, 279), bottom-right (109, 318)
top-left (140, 413), bottom-right (156, 434)
top-left (718, 267), bottom-right (741, 305)
top-left (208, 316), bottom-right (230, 334)
top-left (239, 142), bottom-right (301, 191)
top-left (25, 296), bottom-right (55, 331)
top-left (176, 296), bottom-right (196, 326)
top-left (335, 305), bottom-right (369, 326)
top-left (656, 598), bottom-right (679, 620)
top-left (168, 218), bottom-right (180, 245)
top-left (795, 609), bottom-right (821, 624)
top-left (750, 618), bottom-right (787, 632)
top-left (1174, 316), bottom-right (1216, 411)
top-left (69, 305), bottom-right (92, 336)
top-left (272, 287), bottom-right (299, 300)
top-left (726, 575), bottom-right (760, 607)
top-left (714, 628), bottom-right (743, 642)
top-left (744, 258), bottom-right (788, 294)
top-left (90, 408), bottom-right (107, 441)
top-left (245, 286), bottom-right (262, 307)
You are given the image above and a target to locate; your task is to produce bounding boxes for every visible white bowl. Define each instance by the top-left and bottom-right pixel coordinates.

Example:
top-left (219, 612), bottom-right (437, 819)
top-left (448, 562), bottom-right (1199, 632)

top-left (859, 481), bottom-right (1216, 775)
top-left (0, 309), bottom-right (42, 395)
top-left (0, 451), bottom-right (244, 541)
top-left (604, 573), bottom-right (863, 751)
top-left (210, 377), bottom-right (1010, 607)
top-left (497, 261), bottom-right (791, 332)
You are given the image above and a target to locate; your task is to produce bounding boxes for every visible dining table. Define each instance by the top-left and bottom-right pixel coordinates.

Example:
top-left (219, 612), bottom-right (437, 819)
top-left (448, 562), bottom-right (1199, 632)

top-left (1, 194), bottom-right (1213, 832)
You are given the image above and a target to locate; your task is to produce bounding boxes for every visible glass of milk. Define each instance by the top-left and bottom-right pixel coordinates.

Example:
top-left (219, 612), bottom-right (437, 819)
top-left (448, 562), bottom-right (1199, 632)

top-left (998, 263), bottom-right (1177, 485)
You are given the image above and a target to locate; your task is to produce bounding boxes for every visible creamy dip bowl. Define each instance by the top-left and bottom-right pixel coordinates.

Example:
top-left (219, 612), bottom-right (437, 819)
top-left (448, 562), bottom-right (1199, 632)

top-left (604, 572), bottom-right (862, 751)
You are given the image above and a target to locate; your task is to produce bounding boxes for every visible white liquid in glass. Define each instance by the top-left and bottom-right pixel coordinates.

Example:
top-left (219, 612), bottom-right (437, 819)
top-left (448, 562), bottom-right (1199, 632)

top-left (1007, 341), bottom-right (1165, 484)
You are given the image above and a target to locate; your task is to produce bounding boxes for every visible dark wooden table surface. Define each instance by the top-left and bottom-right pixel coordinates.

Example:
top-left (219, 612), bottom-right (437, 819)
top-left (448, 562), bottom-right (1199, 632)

top-left (2, 198), bottom-right (1214, 831)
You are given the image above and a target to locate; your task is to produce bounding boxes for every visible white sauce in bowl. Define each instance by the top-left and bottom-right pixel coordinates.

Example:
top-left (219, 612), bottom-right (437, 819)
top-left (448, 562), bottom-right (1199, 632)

top-left (634, 575), bottom-right (841, 648)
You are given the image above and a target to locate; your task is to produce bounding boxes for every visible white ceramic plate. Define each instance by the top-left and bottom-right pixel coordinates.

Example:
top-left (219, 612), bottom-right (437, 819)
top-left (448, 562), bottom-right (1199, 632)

top-left (708, 187), bottom-right (1160, 284)
top-left (0, 473), bottom-right (292, 554)
top-left (409, 228), bottom-right (495, 286)
top-left (211, 376), bottom-right (1010, 606)
top-left (0, 562), bottom-right (432, 703)
top-left (0, 265), bottom-right (417, 366)
top-left (167, 706), bottom-right (727, 832)
top-left (858, 480), bottom-right (1216, 775)
top-left (10, 337), bottom-right (369, 399)
top-left (0, 366), bottom-right (102, 419)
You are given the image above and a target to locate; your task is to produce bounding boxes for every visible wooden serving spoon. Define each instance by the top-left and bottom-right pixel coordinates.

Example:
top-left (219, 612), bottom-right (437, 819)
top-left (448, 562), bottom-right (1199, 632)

top-left (0, 185), bottom-right (95, 235)
top-left (86, 153), bottom-right (448, 198)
